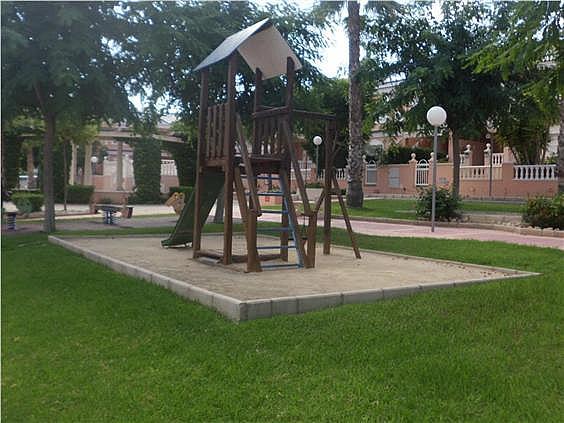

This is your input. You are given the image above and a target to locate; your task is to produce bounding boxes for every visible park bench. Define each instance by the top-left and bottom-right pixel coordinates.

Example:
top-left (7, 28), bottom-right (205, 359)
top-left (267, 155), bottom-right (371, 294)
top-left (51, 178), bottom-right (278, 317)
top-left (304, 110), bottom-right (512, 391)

top-left (93, 204), bottom-right (134, 225)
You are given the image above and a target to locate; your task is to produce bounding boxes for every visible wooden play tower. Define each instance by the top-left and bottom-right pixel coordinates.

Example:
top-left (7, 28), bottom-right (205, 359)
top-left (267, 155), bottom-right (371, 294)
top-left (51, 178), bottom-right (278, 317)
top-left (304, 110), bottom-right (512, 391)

top-left (191, 19), bottom-right (360, 272)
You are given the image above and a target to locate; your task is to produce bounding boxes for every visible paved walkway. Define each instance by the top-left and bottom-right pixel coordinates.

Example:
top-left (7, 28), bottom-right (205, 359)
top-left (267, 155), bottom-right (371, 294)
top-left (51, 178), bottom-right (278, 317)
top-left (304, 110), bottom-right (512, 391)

top-left (3, 203), bottom-right (562, 250)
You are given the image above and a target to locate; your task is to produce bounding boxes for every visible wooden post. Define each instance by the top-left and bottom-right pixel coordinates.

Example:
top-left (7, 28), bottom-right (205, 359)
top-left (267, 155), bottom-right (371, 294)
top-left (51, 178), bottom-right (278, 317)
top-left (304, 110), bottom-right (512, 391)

top-left (223, 53), bottom-right (237, 265)
top-left (323, 121), bottom-right (333, 255)
top-left (333, 173), bottom-right (361, 259)
top-left (253, 67), bottom-right (262, 154)
top-left (192, 69), bottom-right (208, 257)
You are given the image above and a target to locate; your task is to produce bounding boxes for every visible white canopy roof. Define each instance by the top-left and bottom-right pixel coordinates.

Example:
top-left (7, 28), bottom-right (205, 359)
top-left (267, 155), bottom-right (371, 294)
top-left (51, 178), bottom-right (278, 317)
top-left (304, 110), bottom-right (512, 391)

top-left (194, 18), bottom-right (302, 80)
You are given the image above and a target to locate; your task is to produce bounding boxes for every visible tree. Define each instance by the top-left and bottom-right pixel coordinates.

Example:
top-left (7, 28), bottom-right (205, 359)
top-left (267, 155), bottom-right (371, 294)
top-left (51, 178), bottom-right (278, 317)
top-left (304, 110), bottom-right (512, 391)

top-left (1, 2), bottom-right (134, 232)
top-left (122, 1), bottom-right (324, 121)
top-left (312, 1), bottom-right (401, 207)
top-left (471, 1), bottom-right (562, 192)
top-left (364, 2), bottom-right (504, 196)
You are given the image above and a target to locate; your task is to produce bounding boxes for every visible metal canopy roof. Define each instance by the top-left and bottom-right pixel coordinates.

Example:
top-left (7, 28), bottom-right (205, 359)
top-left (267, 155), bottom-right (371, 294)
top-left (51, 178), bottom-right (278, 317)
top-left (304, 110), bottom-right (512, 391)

top-left (194, 18), bottom-right (302, 80)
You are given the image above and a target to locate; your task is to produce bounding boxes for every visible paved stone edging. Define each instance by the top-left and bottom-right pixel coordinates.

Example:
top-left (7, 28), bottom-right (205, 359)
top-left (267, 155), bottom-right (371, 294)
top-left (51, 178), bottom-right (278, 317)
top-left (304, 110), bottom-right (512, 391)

top-left (334, 215), bottom-right (563, 238)
top-left (48, 235), bottom-right (539, 322)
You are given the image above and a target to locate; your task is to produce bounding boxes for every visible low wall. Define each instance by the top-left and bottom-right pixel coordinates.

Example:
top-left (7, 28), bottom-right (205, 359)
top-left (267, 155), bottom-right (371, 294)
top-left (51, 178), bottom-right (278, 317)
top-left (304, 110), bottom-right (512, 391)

top-left (91, 191), bottom-right (130, 204)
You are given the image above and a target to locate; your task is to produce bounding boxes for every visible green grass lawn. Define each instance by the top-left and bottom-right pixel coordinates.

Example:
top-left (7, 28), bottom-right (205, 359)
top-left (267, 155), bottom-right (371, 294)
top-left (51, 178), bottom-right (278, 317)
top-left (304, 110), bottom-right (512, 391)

top-left (331, 198), bottom-right (524, 220)
top-left (2, 229), bottom-right (562, 421)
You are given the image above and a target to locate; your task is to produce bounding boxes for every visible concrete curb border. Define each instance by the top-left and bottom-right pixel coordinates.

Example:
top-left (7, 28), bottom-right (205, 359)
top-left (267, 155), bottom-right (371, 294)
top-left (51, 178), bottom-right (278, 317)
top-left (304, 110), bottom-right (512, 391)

top-left (335, 214), bottom-right (563, 238)
top-left (48, 235), bottom-right (539, 322)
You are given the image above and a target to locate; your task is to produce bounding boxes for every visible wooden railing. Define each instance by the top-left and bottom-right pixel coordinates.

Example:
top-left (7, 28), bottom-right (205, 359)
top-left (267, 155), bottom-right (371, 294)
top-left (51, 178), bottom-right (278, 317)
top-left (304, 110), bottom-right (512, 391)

top-left (513, 164), bottom-right (557, 180)
top-left (253, 113), bottom-right (288, 156)
top-left (205, 103), bottom-right (227, 160)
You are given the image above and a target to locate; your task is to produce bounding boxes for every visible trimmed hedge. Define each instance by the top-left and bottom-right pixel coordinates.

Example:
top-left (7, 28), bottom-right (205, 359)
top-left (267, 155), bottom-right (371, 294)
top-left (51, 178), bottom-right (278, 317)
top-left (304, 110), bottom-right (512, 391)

top-left (415, 187), bottom-right (462, 222)
top-left (11, 192), bottom-right (43, 214)
top-left (67, 185), bottom-right (94, 204)
top-left (523, 194), bottom-right (563, 229)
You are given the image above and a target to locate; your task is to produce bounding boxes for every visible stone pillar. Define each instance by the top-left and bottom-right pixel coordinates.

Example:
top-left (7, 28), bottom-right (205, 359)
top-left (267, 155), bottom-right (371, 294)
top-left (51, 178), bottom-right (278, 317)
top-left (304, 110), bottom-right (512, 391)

top-left (69, 142), bottom-right (77, 185)
top-left (84, 142), bottom-right (93, 185)
top-left (116, 140), bottom-right (124, 191)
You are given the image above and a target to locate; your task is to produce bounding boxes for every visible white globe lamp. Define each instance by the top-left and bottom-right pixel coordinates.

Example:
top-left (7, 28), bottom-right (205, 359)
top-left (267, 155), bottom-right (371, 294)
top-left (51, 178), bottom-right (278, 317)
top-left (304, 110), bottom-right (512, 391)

top-left (426, 106), bottom-right (447, 127)
top-left (313, 136), bottom-right (323, 146)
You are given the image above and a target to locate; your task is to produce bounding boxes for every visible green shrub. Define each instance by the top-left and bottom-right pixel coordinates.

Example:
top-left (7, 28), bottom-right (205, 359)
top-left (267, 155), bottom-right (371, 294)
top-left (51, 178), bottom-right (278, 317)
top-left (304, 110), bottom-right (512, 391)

top-left (522, 194), bottom-right (563, 229)
top-left (132, 138), bottom-right (162, 204)
top-left (416, 187), bottom-right (462, 222)
top-left (66, 185), bottom-right (94, 204)
top-left (168, 186), bottom-right (193, 198)
top-left (305, 182), bottom-right (323, 189)
top-left (384, 145), bottom-right (447, 165)
top-left (11, 192), bottom-right (43, 214)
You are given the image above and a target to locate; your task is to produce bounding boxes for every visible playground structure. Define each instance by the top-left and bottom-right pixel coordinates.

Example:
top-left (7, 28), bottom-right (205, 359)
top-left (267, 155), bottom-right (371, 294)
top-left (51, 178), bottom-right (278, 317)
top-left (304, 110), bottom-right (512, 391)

top-left (162, 19), bottom-right (360, 272)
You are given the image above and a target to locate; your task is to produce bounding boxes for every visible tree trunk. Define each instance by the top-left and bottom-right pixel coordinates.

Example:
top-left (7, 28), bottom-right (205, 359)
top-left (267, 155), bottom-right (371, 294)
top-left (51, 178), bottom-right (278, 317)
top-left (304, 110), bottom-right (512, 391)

top-left (26, 145), bottom-right (35, 189)
top-left (558, 98), bottom-right (564, 193)
top-left (63, 140), bottom-right (68, 212)
top-left (83, 142), bottom-right (93, 185)
top-left (43, 113), bottom-right (56, 233)
top-left (346, 0), bottom-right (364, 208)
top-left (69, 142), bottom-right (77, 185)
top-left (451, 130), bottom-right (461, 197)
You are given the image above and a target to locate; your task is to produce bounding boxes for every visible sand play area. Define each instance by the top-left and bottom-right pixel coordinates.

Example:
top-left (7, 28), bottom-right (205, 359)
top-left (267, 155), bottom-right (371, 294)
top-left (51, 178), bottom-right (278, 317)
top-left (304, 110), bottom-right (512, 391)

top-left (50, 234), bottom-right (535, 321)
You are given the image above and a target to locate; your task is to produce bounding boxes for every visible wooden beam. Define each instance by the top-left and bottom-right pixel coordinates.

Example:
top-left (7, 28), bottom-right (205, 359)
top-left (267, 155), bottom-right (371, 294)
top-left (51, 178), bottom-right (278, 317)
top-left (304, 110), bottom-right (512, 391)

top-left (333, 173), bottom-right (361, 259)
top-left (280, 168), bottom-right (311, 268)
top-left (253, 68), bottom-right (263, 154)
top-left (236, 115), bottom-right (262, 216)
top-left (223, 53), bottom-right (237, 265)
top-left (323, 121), bottom-right (333, 255)
top-left (192, 69), bottom-right (209, 257)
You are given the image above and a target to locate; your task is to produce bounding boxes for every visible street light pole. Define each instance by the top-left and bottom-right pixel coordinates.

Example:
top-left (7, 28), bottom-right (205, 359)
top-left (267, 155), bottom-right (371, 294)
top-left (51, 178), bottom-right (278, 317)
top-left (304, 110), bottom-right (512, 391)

top-left (426, 106), bottom-right (447, 233)
top-left (313, 135), bottom-right (323, 180)
top-left (431, 126), bottom-right (438, 232)
top-left (486, 121), bottom-right (497, 198)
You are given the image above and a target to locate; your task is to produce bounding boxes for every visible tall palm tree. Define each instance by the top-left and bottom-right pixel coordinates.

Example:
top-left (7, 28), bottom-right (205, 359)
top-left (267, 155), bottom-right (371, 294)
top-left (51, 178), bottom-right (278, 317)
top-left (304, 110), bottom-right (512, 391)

top-left (313, 1), bottom-right (400, 207)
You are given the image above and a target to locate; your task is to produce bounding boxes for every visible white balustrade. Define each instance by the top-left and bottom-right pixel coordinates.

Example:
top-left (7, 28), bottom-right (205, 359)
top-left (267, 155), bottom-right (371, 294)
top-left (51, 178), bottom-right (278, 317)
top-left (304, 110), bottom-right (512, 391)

top-left (460, 166), bottom-right (502, 180)
top-left (319, 168), bottom-right (347, 180)
top-left (492, 153), bottom-right (503, 166)
top-left (513, 164), bottom-right (557, 181)
top-left (161, 159), bottom-right (177, 176)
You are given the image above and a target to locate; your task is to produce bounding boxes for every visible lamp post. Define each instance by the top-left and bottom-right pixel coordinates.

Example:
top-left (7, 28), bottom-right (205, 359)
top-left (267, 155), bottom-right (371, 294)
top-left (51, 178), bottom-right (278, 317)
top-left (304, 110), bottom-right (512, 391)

top-left (90, 156), bottom-right (98, 178)
top-left (426, 106), bottom-right (447, 232)
top-left (313, 135), bottom-right (323, 179)
top-left (486, 121), bottom-right (497, 198)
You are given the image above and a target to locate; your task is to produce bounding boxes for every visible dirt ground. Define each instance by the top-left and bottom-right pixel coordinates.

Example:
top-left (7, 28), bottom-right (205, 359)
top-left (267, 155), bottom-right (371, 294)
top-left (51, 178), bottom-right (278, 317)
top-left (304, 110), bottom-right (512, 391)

top-left (65, 234), bottom-right (526, 301)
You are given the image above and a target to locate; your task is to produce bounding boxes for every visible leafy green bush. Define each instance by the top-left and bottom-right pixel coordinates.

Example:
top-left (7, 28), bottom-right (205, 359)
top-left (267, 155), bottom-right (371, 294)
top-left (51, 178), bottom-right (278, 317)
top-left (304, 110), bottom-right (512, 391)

top-left (416, 187), bottom-right (462, 222)
top-left (67, 185), bottom-right (94, 204)
top-left (384, 145), bottom-right (447, 164)
top-left (522, 194), bottom-right (563, 229)
top-left (11, 192), bottom-right (43, 214)
top-left (305, 182), bottom-right (323, 189)
top-left (168, 186), bottom-right (193, 198)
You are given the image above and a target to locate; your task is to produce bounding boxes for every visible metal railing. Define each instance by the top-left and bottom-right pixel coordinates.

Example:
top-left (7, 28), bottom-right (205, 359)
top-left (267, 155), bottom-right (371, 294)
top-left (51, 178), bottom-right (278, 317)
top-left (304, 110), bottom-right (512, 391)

top-left (415, 160), bottom-right (429, 186)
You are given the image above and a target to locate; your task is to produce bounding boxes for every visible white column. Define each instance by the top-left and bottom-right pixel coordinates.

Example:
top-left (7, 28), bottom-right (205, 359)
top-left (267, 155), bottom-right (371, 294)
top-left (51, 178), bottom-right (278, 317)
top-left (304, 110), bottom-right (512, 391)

top-left (69, 142), bottom-right (77, 185)
top-left (116, 140), bottom-right (124, 191)
top-left (84, 142), bottom-right (93, 185)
